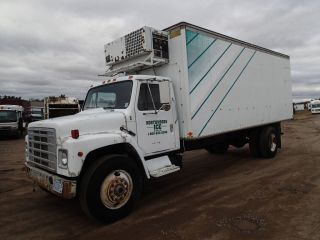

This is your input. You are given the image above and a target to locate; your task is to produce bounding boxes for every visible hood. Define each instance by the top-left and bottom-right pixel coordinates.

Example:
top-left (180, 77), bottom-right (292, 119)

top-left (28, 108), bottom-right (126, 140)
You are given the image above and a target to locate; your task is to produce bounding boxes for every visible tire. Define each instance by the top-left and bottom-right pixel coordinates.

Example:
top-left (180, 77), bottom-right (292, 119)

top-left (259, 126), bottom-right (278, 158)
top-left (80, 154), bottom-right (142, 223)
top-left (249, 129), bottom-right (261, 157)
top-left (206, 142), bottom-right (229, 154)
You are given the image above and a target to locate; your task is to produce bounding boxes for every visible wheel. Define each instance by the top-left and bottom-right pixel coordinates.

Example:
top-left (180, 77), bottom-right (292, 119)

top-left (206, 142), bottom-right (229, 154)
top-left (80, 154), bottom-right (142, 222)
top-left (259, 126), bottom-right (278, 158)
top-left (249, 130), bottom-right (261, 157)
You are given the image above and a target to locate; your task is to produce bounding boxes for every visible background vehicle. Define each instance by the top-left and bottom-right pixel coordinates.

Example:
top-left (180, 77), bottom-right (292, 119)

top-left (310, 100), bottom-right (320, 114)
top-left (44, 95), bottom-right (80, 119)
top-left (30, 107), bottom-right (43, 122)
top-left (25, 22), bottom-right (292, 222)
top-left (0, 96), bottom-right (31, 122)
top-left (0, 105), bottom-right (24, 137)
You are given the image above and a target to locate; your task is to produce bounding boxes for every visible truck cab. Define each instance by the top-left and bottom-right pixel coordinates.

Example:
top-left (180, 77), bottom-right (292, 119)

top-left (0, 105), bottom-right (24, 137)
top-left (310, 100), bottom-right (320, 114)
top-left (25, 75), bottom-right (181, 222)
top-left (83, 75), bottom-right (180, 155)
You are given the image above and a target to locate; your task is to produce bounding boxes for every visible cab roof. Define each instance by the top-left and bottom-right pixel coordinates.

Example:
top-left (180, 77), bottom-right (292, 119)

top-left (0, 105), bottom-right (24, 111)
top-left (95, 75), bottom-right (171, 88)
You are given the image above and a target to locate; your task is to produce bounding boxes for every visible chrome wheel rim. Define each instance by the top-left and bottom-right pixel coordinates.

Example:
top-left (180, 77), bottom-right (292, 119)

top-left (100, 170), bottom-right (133, 209)
top-left (269, 133), bottom-right (277, 152)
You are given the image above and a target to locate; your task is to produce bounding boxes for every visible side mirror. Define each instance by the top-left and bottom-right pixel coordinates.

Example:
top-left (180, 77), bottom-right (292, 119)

top-left (159, 81), bottom-right (170, 104)
top-left (158, 103), bottom-right (171, 112)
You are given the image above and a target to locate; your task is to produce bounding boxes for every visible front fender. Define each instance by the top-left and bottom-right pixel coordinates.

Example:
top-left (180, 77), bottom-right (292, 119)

top-left (60, 133), bottom-right (149, 178)
top-left (59, 133), bottom-right (124, 177)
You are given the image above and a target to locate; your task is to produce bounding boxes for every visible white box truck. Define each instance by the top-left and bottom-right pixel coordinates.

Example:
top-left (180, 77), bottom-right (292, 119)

top-left (0, 105), bottom-right (24, 137)
top-left (310, 100), bottom-right (320, 114)
top-left (25, 22), bottom-right (292, 222)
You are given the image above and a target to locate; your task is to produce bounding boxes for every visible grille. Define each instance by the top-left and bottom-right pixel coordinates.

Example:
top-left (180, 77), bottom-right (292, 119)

top-left (28, 128), bottom-right (57, 172)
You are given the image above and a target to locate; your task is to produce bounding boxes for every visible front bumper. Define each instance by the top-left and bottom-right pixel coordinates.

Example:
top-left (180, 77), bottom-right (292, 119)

top-left (25, 163), bottom-right (77, 199)
top-left (0, 127), bottom-right (19, 136)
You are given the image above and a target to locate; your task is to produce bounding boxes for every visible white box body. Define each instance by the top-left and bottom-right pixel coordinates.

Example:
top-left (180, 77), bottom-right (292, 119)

top-left (133, 23), bottom-right (293, 139)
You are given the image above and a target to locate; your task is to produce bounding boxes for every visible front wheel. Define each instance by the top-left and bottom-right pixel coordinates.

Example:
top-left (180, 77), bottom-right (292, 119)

top-left (79, 154), bottom-right (142, 222)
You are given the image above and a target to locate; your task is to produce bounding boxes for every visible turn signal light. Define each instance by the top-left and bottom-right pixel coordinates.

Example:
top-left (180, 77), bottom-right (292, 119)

top-left (71, 129), bottom-right (79, 139)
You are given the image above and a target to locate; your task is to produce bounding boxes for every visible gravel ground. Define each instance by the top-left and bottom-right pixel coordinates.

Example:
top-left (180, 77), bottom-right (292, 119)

top-left (1, 111), bottom-right (320, 240)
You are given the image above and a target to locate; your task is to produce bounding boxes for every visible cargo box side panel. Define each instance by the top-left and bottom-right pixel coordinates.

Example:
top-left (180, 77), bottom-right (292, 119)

top-left (185, 29), bottom-right (292, 138)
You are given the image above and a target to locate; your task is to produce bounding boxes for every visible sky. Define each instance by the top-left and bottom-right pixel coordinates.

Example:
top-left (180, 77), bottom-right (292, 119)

top-left (0, 0), bottom-right (319, 101)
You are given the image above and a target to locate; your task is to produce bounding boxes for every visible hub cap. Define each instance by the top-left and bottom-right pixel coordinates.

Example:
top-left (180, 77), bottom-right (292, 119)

top-left (269, 133), bottom-right (277, 152)
top-left (100, 170), bottom-right (133, 209)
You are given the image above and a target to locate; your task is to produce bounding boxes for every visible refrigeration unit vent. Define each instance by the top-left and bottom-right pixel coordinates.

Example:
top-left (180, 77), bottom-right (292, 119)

top-left (152, 33), bottom-right (169, 59)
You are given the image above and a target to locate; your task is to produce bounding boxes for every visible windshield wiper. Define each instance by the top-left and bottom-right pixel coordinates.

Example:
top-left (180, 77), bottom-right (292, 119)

top-left (103, 106), bottom-right (115, 110)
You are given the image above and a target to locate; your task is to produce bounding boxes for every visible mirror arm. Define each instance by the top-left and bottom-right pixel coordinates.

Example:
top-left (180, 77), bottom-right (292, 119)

top-left (147, 83), bottom-right (157, 114)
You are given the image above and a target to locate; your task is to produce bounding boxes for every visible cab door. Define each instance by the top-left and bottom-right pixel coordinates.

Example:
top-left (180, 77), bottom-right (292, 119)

top-left (135, 80), bottom-right (177, 155)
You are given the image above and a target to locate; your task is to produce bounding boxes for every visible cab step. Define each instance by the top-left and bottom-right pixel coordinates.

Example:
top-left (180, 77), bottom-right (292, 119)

top-left (145, 155), bottom-right (180, 178)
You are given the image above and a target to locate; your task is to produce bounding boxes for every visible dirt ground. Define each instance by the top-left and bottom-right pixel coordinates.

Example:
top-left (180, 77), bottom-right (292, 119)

top-left (1, 111), bottom-right (320, 240)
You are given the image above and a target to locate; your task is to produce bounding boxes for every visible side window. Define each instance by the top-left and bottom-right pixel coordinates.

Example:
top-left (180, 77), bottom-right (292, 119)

top-left (138, 83), bottom-right (161, 111)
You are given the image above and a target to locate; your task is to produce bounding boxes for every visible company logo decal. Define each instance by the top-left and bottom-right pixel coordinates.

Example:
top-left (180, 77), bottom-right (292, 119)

top-left (146, 120), bottom-right (168, 136)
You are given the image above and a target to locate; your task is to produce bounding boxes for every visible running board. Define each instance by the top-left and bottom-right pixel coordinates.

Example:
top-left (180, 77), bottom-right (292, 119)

top-left (145, 155), bottom-right (180, 178)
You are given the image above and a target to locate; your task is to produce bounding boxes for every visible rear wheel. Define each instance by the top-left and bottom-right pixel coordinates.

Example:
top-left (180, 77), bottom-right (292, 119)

top-left (206, 142), bottom-right (229, 154)
top-left (259, 126), bottom-right (278, 158)
top-left (80, 154), bottom-right (142, 222)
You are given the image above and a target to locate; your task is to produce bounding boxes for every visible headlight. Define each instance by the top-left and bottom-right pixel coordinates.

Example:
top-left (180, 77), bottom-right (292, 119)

top-left (25, 139), bottom-right (29, 161)
top-left (58, 149), bottom-right (68, 169)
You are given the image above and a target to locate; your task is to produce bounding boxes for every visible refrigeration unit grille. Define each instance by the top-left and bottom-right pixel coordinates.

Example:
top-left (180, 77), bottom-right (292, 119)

top-left (125, 28), bottom-right (145, 58)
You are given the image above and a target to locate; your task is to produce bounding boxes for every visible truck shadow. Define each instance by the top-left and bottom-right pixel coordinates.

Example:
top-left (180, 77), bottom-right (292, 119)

top-left (19, 146), bottom-right (268, 228)
top-left (142, 147), bottom-right (254, 196)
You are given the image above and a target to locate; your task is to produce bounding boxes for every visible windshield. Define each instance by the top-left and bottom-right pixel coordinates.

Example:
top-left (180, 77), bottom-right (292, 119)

top-left (84, 81), bottom-right (133, 110)
top-left (0, 110), bottom-right (17, 123)
top-left (312, 104), bottom-right (320, 108)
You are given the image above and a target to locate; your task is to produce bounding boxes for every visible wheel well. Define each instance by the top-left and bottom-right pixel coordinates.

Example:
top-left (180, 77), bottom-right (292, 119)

top-left (183, 122), bottom-right (282, 151)
top-left (80, 143), bottom-right (147, 180)
top-left (248, 122), bottom-right (281, 148)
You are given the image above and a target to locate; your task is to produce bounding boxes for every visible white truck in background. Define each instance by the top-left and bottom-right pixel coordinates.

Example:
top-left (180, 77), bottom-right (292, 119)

top-left (25, 22), bottom-right (292, 222)
top-left (310, 100), bottom-right (320, 114)
top-left (30, 107), bottom-right (44, 122)
top-left (0, 105), bottom-right (24, 137)
top-left (44, 96), bottom-right (80, 119)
